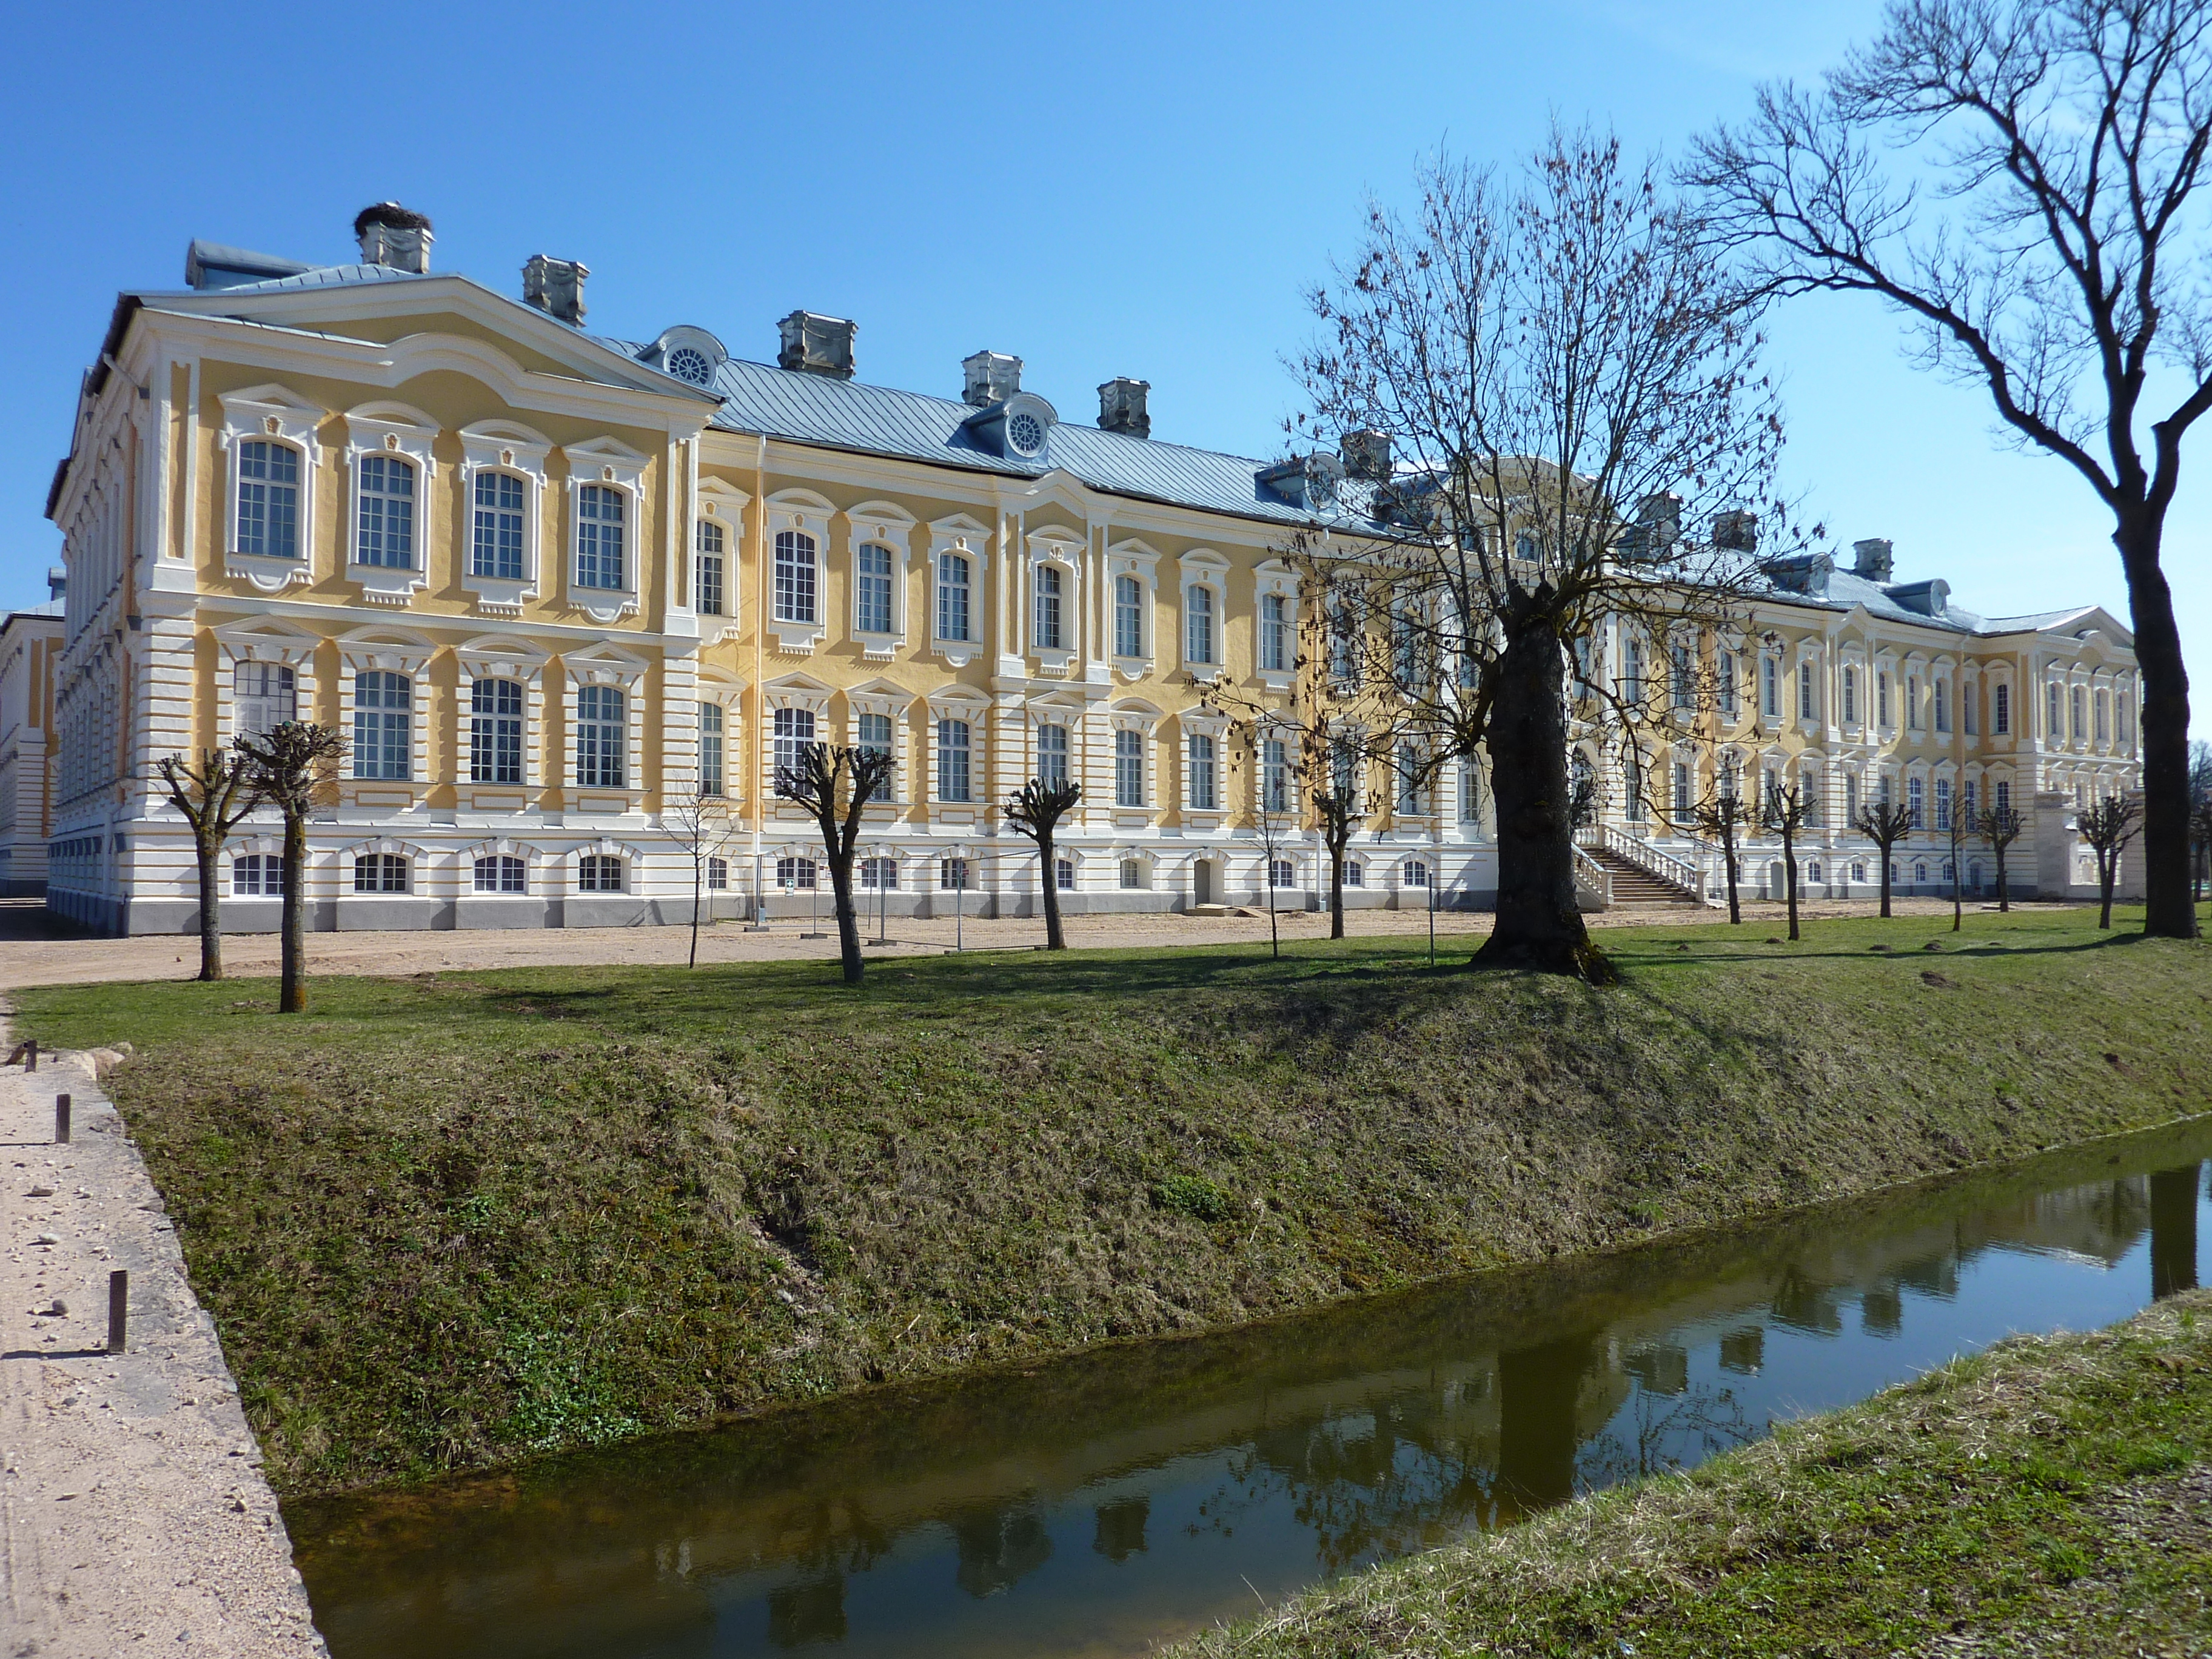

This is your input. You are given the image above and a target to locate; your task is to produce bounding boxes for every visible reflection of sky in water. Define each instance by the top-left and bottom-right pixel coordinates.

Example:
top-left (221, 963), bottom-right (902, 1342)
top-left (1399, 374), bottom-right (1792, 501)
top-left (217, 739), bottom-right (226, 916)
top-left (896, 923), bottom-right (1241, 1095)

top-left (298, 1151), bottom-right (2208, 1659)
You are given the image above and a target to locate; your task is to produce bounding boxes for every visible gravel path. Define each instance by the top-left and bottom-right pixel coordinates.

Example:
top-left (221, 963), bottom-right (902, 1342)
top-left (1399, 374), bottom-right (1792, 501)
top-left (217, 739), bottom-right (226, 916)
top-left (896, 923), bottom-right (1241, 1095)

top-left (0, 1034), bottom-right (327, 1658)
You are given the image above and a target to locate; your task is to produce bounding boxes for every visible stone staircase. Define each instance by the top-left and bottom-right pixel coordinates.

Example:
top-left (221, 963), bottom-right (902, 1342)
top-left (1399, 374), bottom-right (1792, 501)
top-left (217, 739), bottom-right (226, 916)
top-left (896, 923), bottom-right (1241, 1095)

top-left (1584, 845), bottom-right (1704, 907)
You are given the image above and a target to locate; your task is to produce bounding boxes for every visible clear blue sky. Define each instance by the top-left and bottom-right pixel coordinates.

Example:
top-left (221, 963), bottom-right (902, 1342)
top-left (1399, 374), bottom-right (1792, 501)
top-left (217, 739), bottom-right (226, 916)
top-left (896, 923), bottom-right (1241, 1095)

top-left (4, 0), bottom-right (2202, 731)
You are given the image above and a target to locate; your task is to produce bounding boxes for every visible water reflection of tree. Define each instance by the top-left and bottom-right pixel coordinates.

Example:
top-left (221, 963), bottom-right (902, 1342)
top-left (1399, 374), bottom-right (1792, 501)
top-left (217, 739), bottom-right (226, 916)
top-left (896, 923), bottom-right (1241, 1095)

top-left (950, 1500), bottom-right (1053, 1599)
top-left (1578, 1382), bottom-right (1755, 1492)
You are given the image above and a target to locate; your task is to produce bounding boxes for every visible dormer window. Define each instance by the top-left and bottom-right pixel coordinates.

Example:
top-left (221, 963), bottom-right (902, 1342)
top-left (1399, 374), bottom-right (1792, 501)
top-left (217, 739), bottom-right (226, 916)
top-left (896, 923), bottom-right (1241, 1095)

top-left (1008, 409), bottom-right (1047, 457)
top-left (355, 454), bottom-right (415, 568)
top-left (666, 347), bottom-right (712, 386)
top-left (236, 440), bottom-right (301, 559)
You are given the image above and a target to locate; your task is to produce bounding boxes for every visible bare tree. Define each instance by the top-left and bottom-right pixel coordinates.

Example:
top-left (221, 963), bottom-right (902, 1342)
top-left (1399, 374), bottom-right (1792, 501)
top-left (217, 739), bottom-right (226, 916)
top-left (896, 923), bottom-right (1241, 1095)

top-left (1690, 0), bottom-right (2212, 940)
top-left (1943, 794), bottom-right (1982, 931)
top-left (153, 748), bottom-right (264, 982)
top-left (775, 743), bottom-right (897, 985)
top-left (1234, 722), bottom-right (1301, 958)
top-left (2190, 739), bottom-right (2212, 899)
top-left (1853, 798), bottom-right (1917, 919)
top-left (1293, 130), bottom-right (1792, 980)
top-left (1978, 800), bottom-right (2028, 911)
top-left (1673, 783), bottom-right (1757, 925)
top-left (232, 722), bottom-right (346, 1014)
top-left (665, 786), bottom-right (734, 968)
top-left (2079, 792), bottom-right (2144, 928)
top-left (1760, 777), bottom-right (1818, 941)
top-left (1005, 776), bottom-right (1082, 951)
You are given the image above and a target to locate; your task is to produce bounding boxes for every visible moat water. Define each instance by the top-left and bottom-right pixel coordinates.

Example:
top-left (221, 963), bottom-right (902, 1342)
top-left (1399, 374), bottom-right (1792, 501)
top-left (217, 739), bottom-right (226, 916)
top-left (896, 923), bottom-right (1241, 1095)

top-left (288, 1118), bottom-right (2212, 1658)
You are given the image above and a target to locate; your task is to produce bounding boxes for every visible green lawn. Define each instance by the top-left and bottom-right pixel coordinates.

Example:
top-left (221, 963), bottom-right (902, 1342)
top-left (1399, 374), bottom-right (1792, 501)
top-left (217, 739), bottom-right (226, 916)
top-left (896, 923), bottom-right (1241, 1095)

top-left (1171, 1289), bottom-right (2212, 1657)
top-left (13, 905), bottom-right (2211, 1496)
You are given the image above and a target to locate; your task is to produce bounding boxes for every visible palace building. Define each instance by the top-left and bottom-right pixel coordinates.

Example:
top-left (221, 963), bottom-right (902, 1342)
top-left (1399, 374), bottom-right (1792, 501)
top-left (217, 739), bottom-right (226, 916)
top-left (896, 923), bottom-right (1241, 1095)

top-left (41, 205), bottom-right (2142, 935)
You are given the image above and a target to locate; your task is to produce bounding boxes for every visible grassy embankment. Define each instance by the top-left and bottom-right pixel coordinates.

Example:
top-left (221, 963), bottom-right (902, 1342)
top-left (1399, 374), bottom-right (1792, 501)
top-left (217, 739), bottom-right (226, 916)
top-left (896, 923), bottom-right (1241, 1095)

top-left (1173, 1289), bottom-right (2212, 1657)
top-left (13, 905), bottom-right (2211, 1498)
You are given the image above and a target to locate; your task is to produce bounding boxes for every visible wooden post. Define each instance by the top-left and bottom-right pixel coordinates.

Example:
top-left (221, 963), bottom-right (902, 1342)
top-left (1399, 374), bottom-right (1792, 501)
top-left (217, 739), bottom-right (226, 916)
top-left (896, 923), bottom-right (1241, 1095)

top-left (107, 1270), bottom-right (127, 1353)
top-left (24, 1038), bottom-right (35, 1073)
top-left (55, 1093), bottom-right (70, 1145)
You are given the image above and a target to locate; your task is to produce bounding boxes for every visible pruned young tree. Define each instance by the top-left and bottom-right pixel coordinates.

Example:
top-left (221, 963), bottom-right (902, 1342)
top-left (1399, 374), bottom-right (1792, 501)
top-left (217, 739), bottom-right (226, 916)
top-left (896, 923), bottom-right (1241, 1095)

top-left (775, 742), bottom-right (898, 984)
top-left (1672, 780), bottom-right (1757, 925)
top-left (1233, 720), bottom-right (1302, 959)
top-left (1689, 0), bottom-right (2212, 941)
top-left (1853, 797), bottom-right (1917, 919)
top-left (665, 785), bottom-right (734, 969)
top-left (153, 748), bottom-right (264, 982)
top-left (2190, 739), bottom-right (2212, 899)
top-left (1292, 129), bottom-right (1791, 980)
top-left (2079, 791), bottom-right (2144, 928)
top-left (1978, 800), bottom-right (2028, 911)
top-left (1005, 776), bottom-right (1083, 951)
top-left (1760, 777), bottom-right (1818, 941)
top-left (232, 722), bottom-right (346, 1014)
top-left (1943, 796), bottom-right (1982, 932)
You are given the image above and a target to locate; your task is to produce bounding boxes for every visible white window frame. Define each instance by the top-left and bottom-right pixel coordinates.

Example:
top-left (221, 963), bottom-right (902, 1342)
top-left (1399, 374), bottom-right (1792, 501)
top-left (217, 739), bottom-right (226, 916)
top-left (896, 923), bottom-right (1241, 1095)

top-left (1178, 549), bottom-right (1230, 680)
top-left (847, 501), bottom-right (914, 660)
top-left (563, 438), bottom-right (650, 624)
top-left (563, 648), bottom-right (649, 803)
top-left (218, 386), bottom-right (324, 593)
top-left (1108, 540), bottom-right (1162, 679)
top-left (458, 422), bottom-right (552, 615)
top-left (343, 403), bottom-right (438, 608)
top-left (928, 517), bottom-right (992, 669)
top-left (1255, 561), bottom-right (1296, 689)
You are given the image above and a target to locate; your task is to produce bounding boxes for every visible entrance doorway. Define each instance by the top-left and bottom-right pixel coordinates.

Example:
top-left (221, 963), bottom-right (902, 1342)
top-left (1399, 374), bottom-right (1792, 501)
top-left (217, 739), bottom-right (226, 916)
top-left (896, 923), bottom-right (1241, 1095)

top-left (1193, 859), bottom-right (1217, 906)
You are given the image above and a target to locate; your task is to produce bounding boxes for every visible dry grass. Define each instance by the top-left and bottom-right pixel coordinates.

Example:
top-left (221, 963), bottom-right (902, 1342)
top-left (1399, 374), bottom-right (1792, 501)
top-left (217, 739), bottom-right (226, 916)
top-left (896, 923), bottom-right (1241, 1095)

top-left (12, 905), bottom-right (2211, 1498)
top-left (1171, 1291), bottom-right (2212, 1657)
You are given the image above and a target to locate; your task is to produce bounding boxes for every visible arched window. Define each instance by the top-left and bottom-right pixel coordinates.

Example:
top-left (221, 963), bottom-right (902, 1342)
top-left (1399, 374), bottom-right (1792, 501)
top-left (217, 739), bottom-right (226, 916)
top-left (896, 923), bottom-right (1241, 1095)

top-left (937, 717), bottom-right (971, 802)
top-left (235, 661), bottom-right (295, 737)
top-left (577, 685), bottom-right (626, 788)
top-left (1037, 722), bottom-right (1069, 789)
top-left (1269, 858), bottom-right (1296, 890)
top-left (579, 854), bottom-right (624, 892)
top-left (1034, 565), bottom-right (1064, 651)
top-left (937, 553), bottom-right (971, 642)
top-left (1119, 858), bottom-right (1145, 890)
top-left (473, 855), bottom-right (526, 894)
top-left (470, 679), bottom-right (524, 785)
top-left (1188, 731), bottom-right (1218, 809)
top-left (232, 854), bottom-right (284, 896)
top-left (860, 856), bottom-right (899, 890)
top-left (356, 455), bottom-right (415, 568)
top-left (707, 857), bottom-right (729, 890)
top-left (354, 853), bottom-right (409, 893)
top-left (855, 544), bottom-right (894, 634)
top-left (774, 529), bottom-right (817, 623)
top-left (1185, 585), bottom-right (1215, 665)
top-left (1114, 729), bottom-right (1145, 808)
top-left (354, 671), bottom-right (411, 780)
top-left (775, 856), bottom-right (818, 890)
top-left (698, 702), bottom-right (725, 796)
top-left (577, 485), bottom-right (626, 590)
top-left (773, 706), bottom-right (816, 783)
top-left (1114, 575), bottom-right (1144, 657)
top-left (1260, 593), bottom-right (1290, 672)
top-left (695, 519), bottom-right (726, 615)
top-left (1403, 860), bottom-right (1430, 888)
top-left (1342, 860), bottom-right (1366, 887)
top-left (473, 472), bottom-right (526, 579)
top-left (938, 857), bottom-right (970, 891)
top-left (235, 440), bottom-right (301, 560)
top-left (1055, 857), bottom-right (1076, 891)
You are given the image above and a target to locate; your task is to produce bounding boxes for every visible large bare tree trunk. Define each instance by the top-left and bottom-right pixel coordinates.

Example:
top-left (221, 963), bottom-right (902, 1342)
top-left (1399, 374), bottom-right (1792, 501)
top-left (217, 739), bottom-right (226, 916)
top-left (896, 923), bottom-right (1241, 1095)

top-left (194, 836), bottom-right (224, 982)
top-left (1037, 834), bottom-right (1065, 951)
top-left (827, 848), bottom-right (863, 984)
top-left (280, 811), bottom-right (307, 1013)
top-left (2120, 514), bottom-right (2196, 938)
top-left (1476, 606), bottom-right (1607, 980)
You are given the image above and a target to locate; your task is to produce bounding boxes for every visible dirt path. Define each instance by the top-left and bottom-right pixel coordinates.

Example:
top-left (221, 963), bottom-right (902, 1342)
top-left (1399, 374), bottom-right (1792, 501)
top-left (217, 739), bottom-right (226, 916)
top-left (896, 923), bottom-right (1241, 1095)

top-left (0, 894), bottom-right (2000, 991)
top-left (0, 1034), bottom-right (327, 1657)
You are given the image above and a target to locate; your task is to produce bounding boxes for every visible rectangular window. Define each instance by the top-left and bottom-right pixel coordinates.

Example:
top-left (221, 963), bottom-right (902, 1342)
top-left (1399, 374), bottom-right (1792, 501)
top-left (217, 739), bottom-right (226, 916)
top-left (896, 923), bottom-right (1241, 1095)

top-left (2071, 686), bottom-right (2085, 741)
top-left (1460, 762), bottom-right (1483, 825)
top-left (1798, 660), bottom-right (1815, 722)
top-left (695, 520), bottom-right (726, 615)
top-left (470, 678), bottom-right (525, 785)
top-left (1845, 771), bottom-right (1860, 824)
top-left (1674, 761), bottom-right (1692, 817)
top-left (1879, 672), bottom-right (1892, 727)
top-left (1935, 777), bottom-right (1952, 830)
top-left (1996, 780), bottom-right (2011, 813)
top-left (1907, 674), bottom-right (1922, 729)
top-left (1908, 776), bottom-right (1925, 828)
top-left (473, 471), bottom-right (526, 580)
top-left (856, 543), bottom-right (893, 634)
top-left (354, 671), bottom-right (412, 781)
top-left (698, 702), bottom-right (725, 797)
top-left (473, 855), bottom-right (527, 894)
top-left (937, 553), bottom-right (971, 642)
top-left (234, 661), bottom-right (295, 737)
top-left (773, 706), bottom-right (816, 785)
top-left (937, 717), bottom-right (971, 802)
top-left (1055, 857), bottom-right (1075, 891)
top-left (577, 685), bottom-right (626, 788)
top-left (1962, 780), bottom-right (1979, 823)
top-left (2049, 681), bottom-right (2064, 739)
top-left (1719, 652), bottom-right (1738, 718)
top-left (1994, 682), bottom-right (2011, 734)
top-left (1672, 643), bottom-right (1694, 709)
top-left (1332, 598), bottom-right (1362, 686)
top-left (1114, 728), bottom-right (1145, 808)
top-left (356, 455), bottom-right (415, 568)
top-left (354, 853), bottom-right (409, 894)
top-left (1188, 732), bottom-right (1218, 810)
top-left (1761, 656), bottom-right (1779, 719)
top-left (1114, 575), bottom-right (1144, 658)
top-left (235, 440), bottom-right (300, 560)
top-left (576, 484), bottom-right (626, 591)
top-left (2094, 688), bottom-right (2110, 742)
top-left (774, 530), bottom-right (817, 623)
top-left (1934, 676), bottom-right (1950, 733)
top-left (939, 857), bottom-right (968, 891)
top-left (2118, 692), bottom-right (2133, 746)
top-left (1261, 594), bottom-right (1289, 672)
top-left (1964, 681), bottom-right (1978, 735)
top-left (1034, 565), bottom-right (1064, 651)
top-left (1120, 859), bottom-right (1145, 890)
top-left (1185, 585), bottom-right (1215, 665)
top-left (707, 857), bottom-right (729, 890)
top-left (857, 710), bottom-right (893, 801)
top-left (1842, 665), bottom-right (1857, 725)
top-left (1396, 742), bottom-right (1424, 814)
top-left (1262, 737), bottom-right (1289, 813)
top-left (1037, 722), bottom-right (1069, 789)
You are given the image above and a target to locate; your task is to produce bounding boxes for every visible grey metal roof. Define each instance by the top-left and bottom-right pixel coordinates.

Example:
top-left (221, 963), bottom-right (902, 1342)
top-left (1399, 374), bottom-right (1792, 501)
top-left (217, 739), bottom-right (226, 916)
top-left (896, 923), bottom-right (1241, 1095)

top-left (196, 262), bottom-right (435, 294)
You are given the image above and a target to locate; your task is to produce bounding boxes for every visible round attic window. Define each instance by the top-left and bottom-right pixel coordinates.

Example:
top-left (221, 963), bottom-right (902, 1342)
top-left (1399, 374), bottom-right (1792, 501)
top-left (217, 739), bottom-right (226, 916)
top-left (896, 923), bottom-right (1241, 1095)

top-left (1007, 411), bottom-right (1047, 457)
top-left (666, 346), bottom-right (714, 387)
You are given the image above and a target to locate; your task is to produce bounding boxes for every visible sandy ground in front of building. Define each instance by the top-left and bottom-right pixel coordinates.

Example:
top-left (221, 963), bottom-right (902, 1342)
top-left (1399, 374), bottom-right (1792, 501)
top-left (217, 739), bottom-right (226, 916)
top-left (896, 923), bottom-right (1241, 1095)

top-left (0, 894), bottom-right (2016, 991)
top-left (0, 1036), bottom-right (329, 1657)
